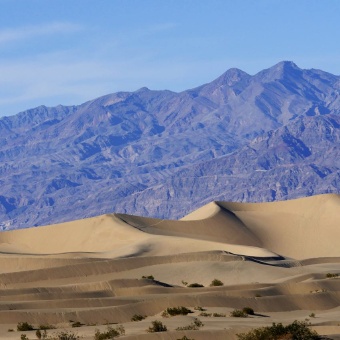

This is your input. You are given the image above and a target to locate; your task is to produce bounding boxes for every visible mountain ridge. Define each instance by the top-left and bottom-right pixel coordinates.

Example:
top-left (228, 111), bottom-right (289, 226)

top-left (1, 61), bottom-right (339, 229)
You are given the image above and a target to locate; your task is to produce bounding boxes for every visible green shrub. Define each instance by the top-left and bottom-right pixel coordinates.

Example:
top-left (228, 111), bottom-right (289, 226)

top-left (230, 309), bottom-right (248, 318)
top-left (71, 322), bottom-right (83, 328)
top-left (236, 320), bottom-right (321, 340)
top-left (17, 322), bottom-right (34, 331)
top-left (147, 320), bottom-right (167, 332)
top-left (142, 275), bottom-right (154, 280)
top-left (162, 306), bottom-right (193, 317)
top-left (39, 324), bottom-right (56, 330)
top-left (176, 318), bottom-right (204, 331)
top-left (187, 283), bottom-right (204, 288)
top-left (326, 273), bottom-right (339, 278)
top-left (199, 312), bottom-right (212, 317)
top-left (131, 314), bottom-right (146, 321)
top-left (94, 325), bottom-right (125, 339)
top-left (52, 330), bottom-right (80, 340)
top-left (212, 312), bottom-right (226, 317)
top-left (210, 279), bottom-right (224, 286)
top-left (36, 329), bottom-right (48, 340)
top-left (242, 307), bottom-right (255, 315)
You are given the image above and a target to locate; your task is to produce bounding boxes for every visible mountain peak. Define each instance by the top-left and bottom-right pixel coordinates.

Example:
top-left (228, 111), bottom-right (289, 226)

top-left (274, 60), bottom-right (300, 70)
top-left (135, 87), bottom-right (150, 93)
top-left (213, 67), bottom-right (250, 87)
top-left (255, 61), bottom-right (302, 82)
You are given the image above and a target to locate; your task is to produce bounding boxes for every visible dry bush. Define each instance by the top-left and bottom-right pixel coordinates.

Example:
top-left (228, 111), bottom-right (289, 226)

top-left (147, 320), bottom-right (167, 333)
top-left (236, 321), bottom-right (321, 340)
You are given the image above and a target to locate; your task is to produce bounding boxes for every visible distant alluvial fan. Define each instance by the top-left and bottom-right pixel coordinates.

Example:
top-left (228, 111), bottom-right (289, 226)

top-left (0, 61), bottom-right (340, 229)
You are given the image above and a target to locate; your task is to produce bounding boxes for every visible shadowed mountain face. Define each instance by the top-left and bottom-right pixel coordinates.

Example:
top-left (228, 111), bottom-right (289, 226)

top-left (1, 61), bottom-right (340, 229)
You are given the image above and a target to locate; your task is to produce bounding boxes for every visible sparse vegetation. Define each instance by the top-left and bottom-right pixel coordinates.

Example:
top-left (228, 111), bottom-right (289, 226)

top-left (176, 318), bottom-right (204, 331)
top-left (309, 312), bottom-right (316, 318)
top-left (162, 306), bottom-right (193, 317)
top-left (17, 322), bottom-right (34, 331)
top-left (142, 275), bottom-right (154, 280)
top-left (177, 336), bottom-right (194, 340)
top-left (71, 322), bottom-right (83, 328)
top-left (242, 307), bottom-right (255, 315)
top-left (236, 320), bottom-right (321, 340)
top-left (94, 325), bottom-right (125, 339)
top-left (199, 312), bottom-right (212, 317)
top-left (255, 293), bottom-right (262, 297)
top-left (51, 330), bottom-right (80, 340)
top-left (230, 309), bottom-right (248, 318)
top-left (212, 312), bottom-right (226, 317)
top-left (39, 324), bottom-right (56, 330)
top-left (326, 273), bottom-right (339, 278)
top-left (7, 328), bottom-right (14, 332)
top-left (36, 329), bottom-right (48, 340)
top-left (20, 335), bottom-right (29, 340)
top-left (187, 283), bottom-right (204, 288)
top-left (147, 320), bottom-right (167, 333)
top-left (181, 280), bottom-right (188, 286)
top-left (310, 289), bottom-right (327, 294)
top-left (131, 314), bottom-right (146, 321)
top-left (194, 306), bottom-right (205, 311)
top-left (210, 278), bottom-right (224, 286)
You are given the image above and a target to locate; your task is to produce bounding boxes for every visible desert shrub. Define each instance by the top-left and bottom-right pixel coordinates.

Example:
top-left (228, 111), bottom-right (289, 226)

top-left (326, 273), bottom-right (339, 278)
top-left (194, 306), bottom-right (205, 311)
top-left (39, 324), bottom-right (56, 330)
top-left (51, 330), bottom-right (80, 340)
top-left (94, 325), bottom-right (125, 339)
top-left (242, 307), bottom-right (255, 315)
top-left (309, 312), bottom-right (316, 318)
top-left (181, 280), bottom-right (188, 286)
top-left (36, 329), bottom-right (48, 340)
top-left (115, 325), bottom-right (125, 336)
top-left (210, 279), bottom-right (224, 286)
top-left (187, 283), bottom-right (204, 288)
top-left (237, 320), bottom-right (321, 340)
top-left (20, 335), bottom-right (29, 340)
top-left (131, 314), bottom-right (146, 321)
top-left (17, 322), bottom-right (34, 331)
top-left (193, 318), bottom-right (203, 327)
top-left (71, 322), bottom-right (83, 328)
top-left (230, 309), bottom-right (248, 318)
top-left (7, 328), bottom-right (14, 332)
top-left (142, 275), bottom-right (154, 280)
top-left (147, 320), bottom-right (167, 332)
top-left (162, 306), bottom-right (193, 317)
top-left (199, 312), bottom-right (212, 317)
top-left (255, 293), bottom-right (262, 297)
top-left (176, 318), bottom-right (203, 331)
top-left (212, 312), bottom-right (226, 317)
top-left (177, 336), bottom-right (194, 340)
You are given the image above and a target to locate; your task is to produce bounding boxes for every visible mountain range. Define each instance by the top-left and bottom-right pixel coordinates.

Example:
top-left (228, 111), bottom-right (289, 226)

top-left (1, 61), bottom-right (340, 229)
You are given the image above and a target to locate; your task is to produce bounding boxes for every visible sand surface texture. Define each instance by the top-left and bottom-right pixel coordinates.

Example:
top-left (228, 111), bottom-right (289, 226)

top-left (0, 194), bottom-right (340, 339)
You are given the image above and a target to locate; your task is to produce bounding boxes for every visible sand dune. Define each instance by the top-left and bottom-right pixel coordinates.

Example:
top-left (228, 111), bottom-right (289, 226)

top-left (0, 194), bottom-right (339, 339)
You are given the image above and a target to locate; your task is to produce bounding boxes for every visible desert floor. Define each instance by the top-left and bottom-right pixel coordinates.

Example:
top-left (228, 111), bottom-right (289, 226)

top-left (0, 194), bottom-right (340, 339)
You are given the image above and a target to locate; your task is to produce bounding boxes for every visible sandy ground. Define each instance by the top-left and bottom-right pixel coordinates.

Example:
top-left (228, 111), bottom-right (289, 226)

top-left (0, 193), bottom-right (340, 339)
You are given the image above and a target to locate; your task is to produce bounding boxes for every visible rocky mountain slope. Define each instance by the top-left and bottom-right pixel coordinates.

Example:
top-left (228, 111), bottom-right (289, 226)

top-left (1, 61), bottom-right (339, 229)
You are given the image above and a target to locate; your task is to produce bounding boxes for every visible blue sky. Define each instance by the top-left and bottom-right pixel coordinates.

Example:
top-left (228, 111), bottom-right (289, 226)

top-left (0, 0), bottom-right (340, 117)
